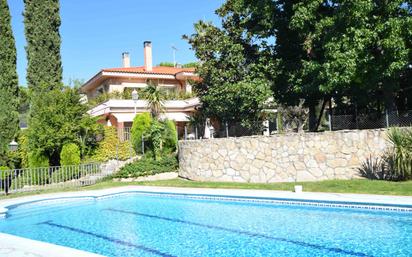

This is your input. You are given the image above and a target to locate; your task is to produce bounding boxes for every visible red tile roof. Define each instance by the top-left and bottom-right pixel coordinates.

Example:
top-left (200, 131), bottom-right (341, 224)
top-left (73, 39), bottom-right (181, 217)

top-left (102, 66), bottom-right (196, 75)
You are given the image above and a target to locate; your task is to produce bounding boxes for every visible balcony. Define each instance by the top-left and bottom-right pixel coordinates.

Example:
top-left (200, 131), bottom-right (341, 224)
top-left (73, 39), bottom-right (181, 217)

top-left (87, 90), bottom-right (197, 108)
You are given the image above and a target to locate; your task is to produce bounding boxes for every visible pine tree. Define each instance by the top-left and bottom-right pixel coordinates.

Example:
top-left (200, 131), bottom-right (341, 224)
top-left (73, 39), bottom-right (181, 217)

top-left (24, 0), bottom-right (63, 91)
top-left (0, 0), bottom-right (19, 156)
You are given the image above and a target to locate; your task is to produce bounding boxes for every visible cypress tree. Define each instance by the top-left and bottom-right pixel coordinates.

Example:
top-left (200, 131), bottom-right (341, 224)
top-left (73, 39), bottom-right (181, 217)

top-left (0, 0), bottom-right (19, 156)
top-left (24, 0), bottom-right (64, 166)
top-left (24, 0), bottom-right (63, 91)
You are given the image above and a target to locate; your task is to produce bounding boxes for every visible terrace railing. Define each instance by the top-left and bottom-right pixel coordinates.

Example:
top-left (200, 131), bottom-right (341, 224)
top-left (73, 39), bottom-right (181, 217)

top-left (331, 110), bottom-right (412, 131)
top-left (0, 163), bottom-right (102, 195)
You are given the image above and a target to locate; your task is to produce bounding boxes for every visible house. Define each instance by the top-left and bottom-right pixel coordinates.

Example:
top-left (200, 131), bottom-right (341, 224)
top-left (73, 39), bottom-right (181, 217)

top-left (80, 41), bottom-right (201, 140)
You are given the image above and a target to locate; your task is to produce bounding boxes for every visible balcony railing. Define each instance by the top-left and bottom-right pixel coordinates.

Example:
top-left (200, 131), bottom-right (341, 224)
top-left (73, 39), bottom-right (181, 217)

top-left (118, 127), bottom-right (132, 142)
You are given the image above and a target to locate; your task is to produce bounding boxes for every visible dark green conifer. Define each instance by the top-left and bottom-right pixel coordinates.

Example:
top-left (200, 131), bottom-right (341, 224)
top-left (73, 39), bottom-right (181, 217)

top-left (0, 0), bottom-right (19, 155)
top-left (24, 0), bottom-right (63, 91)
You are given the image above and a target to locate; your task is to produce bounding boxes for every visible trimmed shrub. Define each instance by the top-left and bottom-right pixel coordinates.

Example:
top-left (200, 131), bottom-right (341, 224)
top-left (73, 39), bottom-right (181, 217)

top-left (149, 121), bottom-right (164, 160)
top-left (113, 154), bottom-right (178, 178)
top-left (131, 113), bottom-right (152, 154)
top-left (60, 143), bottom-right (81, 166)
top-left (28, 151), bottom-right (49, 168)
top-left (162, 119), bottom-right (177, 153)
top-left (93, 126), bottom-right (132, 162)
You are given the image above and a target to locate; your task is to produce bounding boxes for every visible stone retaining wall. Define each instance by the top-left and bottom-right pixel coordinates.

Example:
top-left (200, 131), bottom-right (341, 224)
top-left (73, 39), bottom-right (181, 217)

top-left (178, 129), bottom-right (389, 183)
top-left (100, 157), bottom-right (139, 176)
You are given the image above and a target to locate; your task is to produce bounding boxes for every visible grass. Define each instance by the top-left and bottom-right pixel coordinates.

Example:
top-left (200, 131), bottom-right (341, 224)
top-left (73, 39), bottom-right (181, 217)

top-left (1, 178), bottom-right (412, 200)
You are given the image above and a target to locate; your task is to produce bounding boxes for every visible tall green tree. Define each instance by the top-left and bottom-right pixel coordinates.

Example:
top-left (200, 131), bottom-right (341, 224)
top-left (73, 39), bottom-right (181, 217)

top-left (23, 0), bottom-right (70, 166)
top-left (24, 0), bottom-right (63, 92)
top-left (217, 0), bottom-right (332, 130)
top-left (184, 20), bottom-right (271, 130)
top-left (27, 87), bottom-right (99, 166)
top-left (0, 0), bottom-right (19, 156)
top-left (201, 0), bottom-right (412, 130)
top-left (290, 0), bottom-right (412, 112)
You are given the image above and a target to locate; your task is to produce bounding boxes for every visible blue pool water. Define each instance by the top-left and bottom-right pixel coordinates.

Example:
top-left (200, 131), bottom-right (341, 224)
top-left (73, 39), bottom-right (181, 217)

top-left (0, 193), bottom-right (411, 257)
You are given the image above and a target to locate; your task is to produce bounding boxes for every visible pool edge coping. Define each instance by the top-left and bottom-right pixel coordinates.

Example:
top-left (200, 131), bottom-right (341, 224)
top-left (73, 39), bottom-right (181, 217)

top-left (1, 186), bottom-right (412, 216)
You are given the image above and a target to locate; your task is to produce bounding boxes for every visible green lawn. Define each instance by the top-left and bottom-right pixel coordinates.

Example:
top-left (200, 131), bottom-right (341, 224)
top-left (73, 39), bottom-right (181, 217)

top-left (1, 178), bottom-right (412, 200)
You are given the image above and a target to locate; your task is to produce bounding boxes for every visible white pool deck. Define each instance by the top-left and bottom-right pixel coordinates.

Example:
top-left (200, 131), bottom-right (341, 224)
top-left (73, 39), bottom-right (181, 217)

top-left (0, 186), bottom-right (411, 257)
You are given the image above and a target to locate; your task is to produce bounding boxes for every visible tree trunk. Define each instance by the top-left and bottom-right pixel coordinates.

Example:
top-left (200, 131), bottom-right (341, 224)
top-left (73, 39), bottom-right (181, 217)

top-left (308, 102), bottom-right (317, 132)
top-left (315, 98), bottom-right (328, 132)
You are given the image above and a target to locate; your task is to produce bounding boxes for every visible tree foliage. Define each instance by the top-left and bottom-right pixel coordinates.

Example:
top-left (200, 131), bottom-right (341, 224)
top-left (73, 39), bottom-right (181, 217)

top-left (28, 151), bottom-right (49, 168)
top-left (131, 112), bottom-right (177, 158)
top-left (184, 20), bottom-right (272, 130)
top-left (187, 0), bottom-right (412, 131)
top-left (162, 119), bottom-right (177, 153)
top-left (24, 0), bottom-right (63, 92)
top-left (28, 87), bottom-right (100, 166)
top-left (0, 0), bottom-right (19, 156)
top-left (23, 1), bottom-right (102, 166)
top-left (148, 120), bottom-right (163, 160)
top-left (158, 62), bottom-right (175, 67)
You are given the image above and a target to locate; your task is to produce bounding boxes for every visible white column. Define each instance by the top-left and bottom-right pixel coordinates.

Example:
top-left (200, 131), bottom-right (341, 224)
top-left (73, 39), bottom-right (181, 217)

top-left (263, 120), bottom-right (270, 136)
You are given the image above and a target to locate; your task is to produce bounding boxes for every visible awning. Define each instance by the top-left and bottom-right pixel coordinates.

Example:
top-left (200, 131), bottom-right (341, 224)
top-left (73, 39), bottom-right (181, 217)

top-left (161, 113), bottom-right (190, 122)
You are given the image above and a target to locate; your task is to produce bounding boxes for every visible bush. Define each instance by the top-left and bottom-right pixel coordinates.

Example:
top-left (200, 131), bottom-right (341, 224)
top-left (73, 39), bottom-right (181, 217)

top-left (6, 150), bottom-right (21, 170)
top-left (28, 151), bottom-right (49, 168)
top-left (359, 128), bottom-right (412, 181)
top-left (162, 119), bottom-right (178, 153)
top-left (387, 127), bottom-right (412, 180)
top-left (131, 113), bottom-right (152, 154)
top-left (149, 121), bottom-right (164, 160)
top-left (93, 126), bottom-right (133, 162)
top-left (130, 114), bottom-right (177, 157)
top-left (0, 166), bottom-right (10, 180)
top-left (18, 130), bottom-right (29, 168)
top-left (113, 154), bottom-right (178, 178)
top-left (60, 143), bottom-right (81, 166)
top-left (358, 155), bottom-right (394, 180)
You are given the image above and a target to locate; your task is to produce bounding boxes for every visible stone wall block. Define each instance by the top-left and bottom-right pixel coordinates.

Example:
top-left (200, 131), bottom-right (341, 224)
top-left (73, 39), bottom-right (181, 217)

top-left (178, 129), bottom-right (390, 183)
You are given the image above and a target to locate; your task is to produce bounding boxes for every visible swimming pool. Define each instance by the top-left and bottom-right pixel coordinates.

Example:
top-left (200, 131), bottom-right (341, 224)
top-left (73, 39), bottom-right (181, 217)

top-left (0, 192), bottom-right (411, 257)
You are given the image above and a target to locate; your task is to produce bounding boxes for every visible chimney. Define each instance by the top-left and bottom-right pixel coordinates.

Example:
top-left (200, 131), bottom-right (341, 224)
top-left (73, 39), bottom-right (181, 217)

top-left (144, 41), bottom-right (153, 71)
top-left (122, 52), bottom-right (130, 68)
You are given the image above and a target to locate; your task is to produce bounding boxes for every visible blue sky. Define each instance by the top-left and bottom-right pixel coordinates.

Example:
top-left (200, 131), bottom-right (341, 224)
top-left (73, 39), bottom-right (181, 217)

top-left (9, 0), bottom-right (223, 86)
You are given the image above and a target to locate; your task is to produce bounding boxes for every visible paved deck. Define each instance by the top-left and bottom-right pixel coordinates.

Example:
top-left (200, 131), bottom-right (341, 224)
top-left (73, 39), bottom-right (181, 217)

top-left (0, 232), bottom-right (103, 257)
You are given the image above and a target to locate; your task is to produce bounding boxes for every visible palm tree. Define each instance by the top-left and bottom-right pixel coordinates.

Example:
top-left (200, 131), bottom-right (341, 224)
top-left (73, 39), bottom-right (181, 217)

top-left (387, 128), bottom-right (412, 180)
top-left (143, 80), bottom-right (164, 119)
